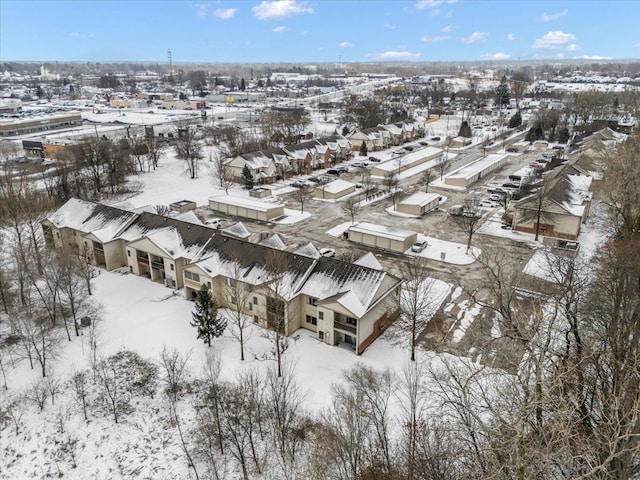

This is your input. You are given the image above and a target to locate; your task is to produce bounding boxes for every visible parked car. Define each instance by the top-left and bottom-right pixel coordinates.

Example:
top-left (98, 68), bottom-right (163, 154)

top-left (411, 240), bottom-right (428, 253)
top-left (479, 200), bottom-right (497, 208)
top-left (488, 194), bottom-right (503, 202)
top-left (431, 136), bottom-right (441, 141)
top-left (368, 156), bottom-right (381, 162)
top-left (403, 146), bottom-right (415, 151)
top-left (393, 149), bottom-right (405, 155)
top-left (307, 176), bottom-right (322, 183)
top-left (336, 165), bottom-right (349, 173)
top-left (290, 181), bottom-right (308, 188)
top-left (352, 161), bottom-right (369, 168)
top-left (319, 248), bottom-right (336, 258)
top-left (419, 141), bottom-right (429, 146)
top-left (506, 147), bottom-right (518, 153)
top-left (326, 169), bottom-right (340, 176)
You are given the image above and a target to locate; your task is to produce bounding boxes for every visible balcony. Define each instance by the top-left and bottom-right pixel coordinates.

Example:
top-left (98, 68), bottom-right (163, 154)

top-left (151, 260), bottom-right (165, 271)
top-left (334, 321), bottom-right (356, 335)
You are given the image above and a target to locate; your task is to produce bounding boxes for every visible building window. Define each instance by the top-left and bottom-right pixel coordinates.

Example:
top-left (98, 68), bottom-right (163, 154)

top-left (253, 296), bottom-right (258, 304)
top-left (346, 316), bottom-right (357, 326)
top-left (248, 303), bottom-right (253, 311)
top-left (319, 311), bottom-right (324, 320)
top-left (306, 315), bottom-right (317, 326)
top-left (207, 281), bottom-right (212, 289)
top-left (226, 278), bottom-right (236, 288)
top-left (229, 295), bottom-right (236, 305)
top-left (319, 331), bottom-right (324, 340)
top-left (307, 296), bottom-right (318, 306)
top-left (254, 316), bottom-right (259, 323)
top-left (185, 271), bottom-right (200, 282)
top-left (170, 264), bottom-right (174, 271)
top-left (127, 250), bottom-right (131, 257)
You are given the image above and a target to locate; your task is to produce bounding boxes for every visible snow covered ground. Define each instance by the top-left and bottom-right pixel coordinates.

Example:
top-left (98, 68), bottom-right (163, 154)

top-left (0, 265), bottom-right (459, 479)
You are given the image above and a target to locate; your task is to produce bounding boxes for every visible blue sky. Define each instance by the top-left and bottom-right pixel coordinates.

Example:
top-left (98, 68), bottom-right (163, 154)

top-left (1, 0), bottom-right (639, 63)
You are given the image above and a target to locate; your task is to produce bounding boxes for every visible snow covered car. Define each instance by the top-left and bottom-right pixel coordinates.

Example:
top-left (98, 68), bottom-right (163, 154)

top-left (319, 248), bottom-right (336, 258)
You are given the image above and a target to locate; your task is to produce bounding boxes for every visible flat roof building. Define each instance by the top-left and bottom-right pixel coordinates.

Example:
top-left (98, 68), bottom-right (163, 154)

top-left (444, 153), bottom-right (509, 189)
top-left (347, 222), bottom-right (417, 253)
top-left (209, 195), bottom-right (284, 222)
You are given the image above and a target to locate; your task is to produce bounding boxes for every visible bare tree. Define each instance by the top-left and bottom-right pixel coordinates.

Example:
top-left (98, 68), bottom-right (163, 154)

top-left (421, 168), bottom-right (434, 193)
top-left (174, 123), bottom-right (203, 179)
top-left (293, 184), bottom-right (312, 214)
top-left (262, 249), bottom-right (293, 378)
top-left (71, 369), bottom-right (90, 421)
top-left (159, 346), bottom-right (191, 404)
top-left (146, 136), bottom-right (166, 170)
top-left (400, 257), bottom-right (437, 362)
top-left (451, 197), bottom-right (483, 254)
top-left (220, 368), bottom-right (267, 479)
top-left (435, 154), bottom-right (451, 181)
top-left (383, 171), bottom-right (399, 193)
top-left (224, 251), bottom-right (254, 361)
top-left (212, 149), bottom-right (234, 194)
top-left (96, 357), bottom-right (127, 423)
top-left (342, 364), bottom-right (397, 475)
top-left (265, 361), bottom-right (308, 479)
top-left (602, 133), bottom-right (640, 238)
top-left (341, 197), bottom-right (360, 224)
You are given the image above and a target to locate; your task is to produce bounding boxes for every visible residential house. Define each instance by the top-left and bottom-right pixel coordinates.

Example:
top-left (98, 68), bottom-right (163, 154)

top-left (225, 150), bottom-right (279, 184)
top-left (44, 199), bottom-right (403, 355)
top-left (41, 198), bottom-right (138, 271)
top-left (120, 213), bottom-right (215, 288)
top-left (511, 159), bottom-right (594, 240)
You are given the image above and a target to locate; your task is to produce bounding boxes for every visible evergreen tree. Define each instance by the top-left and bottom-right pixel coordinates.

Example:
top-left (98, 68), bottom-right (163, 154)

top-left (191, 285), bottom-right (225, 347)
top-left (558, 126), bottom-right (570, 144)
top-left (241, 165), bottom-right (254, 189)
top-left (240, 78), bottom-right (246, 91)
top-left (508, 111), bottom-right (522, 128)
top-left (359, 141), bottom-right (368, 157)
top-left (495, 75), bottom-right (510, 107)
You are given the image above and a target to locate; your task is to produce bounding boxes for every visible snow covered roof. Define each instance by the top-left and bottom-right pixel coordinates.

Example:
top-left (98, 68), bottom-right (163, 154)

top-left (300, 257), bottom-right (398, 318)
top-left (318, 179), bottom-right (355, 194)
top-left (221, 222), bottom-right (251, 239)
top-left (354, 252), bottom-right (383, 270)
top-left (190, 235), bottom-right (316, 301)
top-left (399, 192), bottom-right (440, 208)
top-left (209, 195), bottom-right (283, 212)
top-left (45, 198), bottom-right (138, 243)
top-left (121, 212), bottom-right (215, 259)
top-left (349, 222), bottom-right (417, 242)
top-left (293, 242), bottom-right (321, 259)
top-left (258, 234), bottom-right (286, 250)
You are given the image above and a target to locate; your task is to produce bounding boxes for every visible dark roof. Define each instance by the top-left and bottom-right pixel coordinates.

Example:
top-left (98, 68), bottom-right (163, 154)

top-left (126, 212), bottom-right (215, 249)
top-left (197, 234), bottom-right (316, 278)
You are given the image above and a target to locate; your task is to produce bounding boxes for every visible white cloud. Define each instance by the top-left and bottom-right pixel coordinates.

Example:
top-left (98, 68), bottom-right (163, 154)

top-left (370, 50), bottom-right (422, 60)
top-left (540, 9), bottom-right (568, 21)
top-left (480, 53), bottom-right (511, 60)
top-left (271, 26), bottom-right (286, 32)
top-left (252, 0), bottom-right (313, 20)
top-left (195, 3), bottom-right (210, 17)
top-left (532, 30), bottom-right (576, 49)
top-left (384, 23), bottom-right (396, 29)
top-left (566, 43), bottom-right (580, 51)
top-left (415, 0), bottom-right (457, 9)
top-left (441, 25), bottom-right (454, 33)
top-left (507, 33), bottom-right (515, 41)
top-left (461, 31), bottom-right (487, 45)
top-left (421, 35), bottom-right (449, 42)
top-left (573, 55), bottom-right (612, 60)
top-left (339, 41), bottom-right (352, 48)
top-left (214, 8), bottom-right (236, 19)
